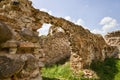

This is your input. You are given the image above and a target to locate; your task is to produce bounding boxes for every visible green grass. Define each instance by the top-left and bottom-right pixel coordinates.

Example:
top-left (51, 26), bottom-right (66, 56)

top-left (42, 58), bottom-right (120, 80)
top-left (90, 58), bottom-right (120, 80)
top-left (42, 63), bottom-right (83, 80)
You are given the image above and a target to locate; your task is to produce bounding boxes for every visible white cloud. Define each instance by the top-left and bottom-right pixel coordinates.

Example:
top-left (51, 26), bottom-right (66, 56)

top-left (91, 17), bottom-right (118, 35)
top-left (40, 8), bottom-right (52, 15)
top-left (100, 17), bottom-right (118, 32)
top-left (75, 19), bottom-right (85, 26)
top-left (64, 16), bottom-right (71, 21)
top-left (64, 16), bottom-right (88, 29)
top-left (75, 19), bottom-right (89, 29)
top-left (91, 29), bottom-right (105, 34)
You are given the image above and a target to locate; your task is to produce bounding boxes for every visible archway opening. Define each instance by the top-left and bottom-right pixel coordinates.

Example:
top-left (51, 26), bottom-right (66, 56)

top-left (37, 23), bottom-right (51, 36)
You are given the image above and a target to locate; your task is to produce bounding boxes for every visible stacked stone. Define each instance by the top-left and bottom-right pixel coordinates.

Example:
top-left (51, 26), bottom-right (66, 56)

top-left (0, 0), bottom-right (43, 79)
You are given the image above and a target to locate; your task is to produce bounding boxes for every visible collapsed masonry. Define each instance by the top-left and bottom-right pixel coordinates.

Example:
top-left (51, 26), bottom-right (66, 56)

top-left (0, 0), bottom-right (119, 79)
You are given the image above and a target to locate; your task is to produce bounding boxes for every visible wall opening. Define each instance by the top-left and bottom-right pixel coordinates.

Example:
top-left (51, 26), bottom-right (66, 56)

top-left (37, 23), bottom-right (51, 36)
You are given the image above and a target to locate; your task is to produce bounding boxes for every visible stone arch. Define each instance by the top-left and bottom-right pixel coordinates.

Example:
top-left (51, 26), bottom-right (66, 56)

top-left (0, 0), bottom-right (116, 79)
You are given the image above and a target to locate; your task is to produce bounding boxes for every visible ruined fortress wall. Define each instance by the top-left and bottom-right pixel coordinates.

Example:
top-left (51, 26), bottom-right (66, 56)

top-left (0, 0), bottom-right (118, 79)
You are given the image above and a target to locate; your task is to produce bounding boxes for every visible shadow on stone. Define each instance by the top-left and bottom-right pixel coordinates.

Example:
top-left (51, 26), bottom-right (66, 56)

top-left (90, 58), bottom-right (119, 80)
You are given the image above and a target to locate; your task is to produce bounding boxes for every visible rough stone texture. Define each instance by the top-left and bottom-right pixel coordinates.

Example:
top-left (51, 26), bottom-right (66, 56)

top-left (70, 34), bottom-right (108, 74)
top-left (39, 32), bottom-right (71, 66)
top-left (105, 30), bottom-right (120, 47)
top-left (0, 0), bottom-right (117, 79)
top-left (0, 54), bottom-right (24, 79)
top-left (0, 0), bottom-right (43, 79)
top-left (0, 54), bottom-right (42, 80)
top-left (105, 30), bottom-right (120, 58)
top-left (16, 54), bottom-right (43, 80)
top-left (0, 21), bottom-right (12, 43)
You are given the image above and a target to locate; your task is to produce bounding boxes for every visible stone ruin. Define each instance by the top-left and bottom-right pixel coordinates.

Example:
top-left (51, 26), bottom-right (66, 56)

top-left (0, 0), bottom-right (119, 79)
top-left (105, 30), bottom-right (120, 58)
top-left (105, 30), bottom-right (120, 47)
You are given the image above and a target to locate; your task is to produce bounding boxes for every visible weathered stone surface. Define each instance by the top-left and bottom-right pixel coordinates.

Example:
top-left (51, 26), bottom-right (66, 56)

top-left (1, 40), bottom-right (17, 48)
top-left (0, 55), bottom-right (24, 79)
top-left (105, 30), bottom-right (120, 58)
top-left (0, 54), bottom-right (43, 80)
top-left (16, 54), bottom-right (42, 80)
top-left (70, 33), bottom-right (108, 74)
top-left (19, 42), bottom-right (34, 48)
top-left (20, 28), bottom-right (39, 42)
top-left (105, 30), bottom-right (120, 47)
top-left (0, 21), bottom-right (12, 43)
top-left (39, 32), bottom-right (71, 66)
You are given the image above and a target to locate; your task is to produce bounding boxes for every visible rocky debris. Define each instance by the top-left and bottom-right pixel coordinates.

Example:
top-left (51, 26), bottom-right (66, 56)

top-left (0, 0), bottom-right (117, 79)
top-left (105, 30), bottom-right (120, 58)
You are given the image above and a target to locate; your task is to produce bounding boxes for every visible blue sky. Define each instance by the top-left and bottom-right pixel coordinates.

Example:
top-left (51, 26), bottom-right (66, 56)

top-left (31, 0), bottom-right (120, 35)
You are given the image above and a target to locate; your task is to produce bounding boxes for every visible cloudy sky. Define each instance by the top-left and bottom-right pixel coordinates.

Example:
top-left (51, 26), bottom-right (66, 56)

top-left (31, 0), bottom-right (120, 35)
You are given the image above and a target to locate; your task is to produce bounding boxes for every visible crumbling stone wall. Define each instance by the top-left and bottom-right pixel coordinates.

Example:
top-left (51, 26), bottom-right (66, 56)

top-left (39, 32), bottom-right (71, 66)
top-left (105, 30), bottom-right (120, 58)
top-left (105, 30), bottom-right (120, 47)
top-left (0, 0), bottom-right (43, 79)
top-left (0, 0), bottom-right (117, 79)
